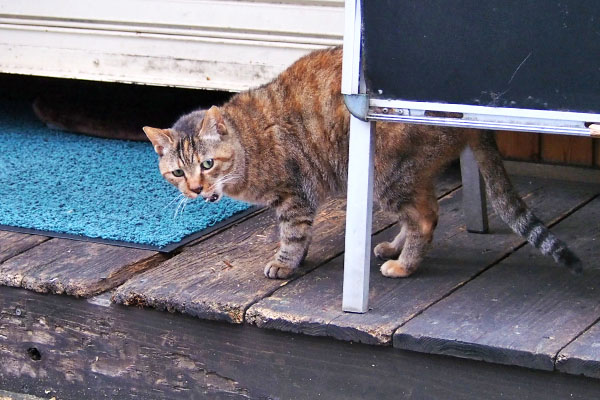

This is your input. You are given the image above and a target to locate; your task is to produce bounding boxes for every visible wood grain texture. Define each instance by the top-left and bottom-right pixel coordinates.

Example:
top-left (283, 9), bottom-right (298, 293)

top-left (246, 177), bottom-right (596, 345)
top-left (112, 198), bottom-right (396, 323)
top-left (541, 134), bottom-right (594, 166)
top-left (0, 287), bottom-right (255, 399)
top-left (4, 286), bottom-right (600, 400)
top-left (0, 390), bottom-right (45, 400)
top-left (395, 195), bottom-right (600, 371)
top-left (557, 322), bottom-right (600, 379)
top-left (0, 231), bottom-right (48, 265)
top-left (0, 239), bottom-right (163, 297)
top-left (112, 170), bottom-right (461, 323)
top-left (495, 131), bottom-right (540, 161)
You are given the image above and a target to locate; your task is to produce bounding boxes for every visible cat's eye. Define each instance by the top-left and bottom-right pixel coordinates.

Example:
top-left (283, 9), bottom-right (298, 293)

top-left (172, 169), bottom-right (185, 177)
top-left (201, 159), bottom-right (214, 170)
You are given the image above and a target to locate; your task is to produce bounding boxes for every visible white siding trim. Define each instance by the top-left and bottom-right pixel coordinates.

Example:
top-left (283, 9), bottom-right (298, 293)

top-left (0, 0), bottom-right (344, 91)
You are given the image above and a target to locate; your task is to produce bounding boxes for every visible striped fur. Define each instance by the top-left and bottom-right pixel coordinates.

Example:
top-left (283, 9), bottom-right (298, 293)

top-left (470, 131), bottom-right (582, 273)
top-left (144, 46), bottom-right (581, 279)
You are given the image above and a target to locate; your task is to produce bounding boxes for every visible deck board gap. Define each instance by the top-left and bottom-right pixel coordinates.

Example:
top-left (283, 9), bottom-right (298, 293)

top-left (389, 191), bottom-right (599, 342)
top-left (239, 245), bottom-right (348, 323)
top-left (108, 208), bottom-right (267, 293)
top-left (553, 314), bottom-right (600, 371)
top-left (0, 236), bottom-right (52, 265)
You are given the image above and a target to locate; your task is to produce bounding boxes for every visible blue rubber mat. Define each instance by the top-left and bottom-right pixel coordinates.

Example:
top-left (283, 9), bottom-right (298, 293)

top-left (0, 99), bottom-right (252, 251)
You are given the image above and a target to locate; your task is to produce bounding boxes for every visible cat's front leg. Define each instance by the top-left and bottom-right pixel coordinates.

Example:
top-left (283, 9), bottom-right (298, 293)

top-left (264, 196), bottom-right (316, 279)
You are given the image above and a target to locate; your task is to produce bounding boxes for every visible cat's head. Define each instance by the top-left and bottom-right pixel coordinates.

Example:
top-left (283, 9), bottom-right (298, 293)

top-left (143, 106), bottom-right (241, 202)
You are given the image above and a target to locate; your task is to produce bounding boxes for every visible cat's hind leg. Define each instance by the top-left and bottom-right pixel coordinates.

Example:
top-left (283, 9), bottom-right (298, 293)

top-left (264, 195), bottom-right (316, 279)
top-left (380, 190), bottom-right (438, 278)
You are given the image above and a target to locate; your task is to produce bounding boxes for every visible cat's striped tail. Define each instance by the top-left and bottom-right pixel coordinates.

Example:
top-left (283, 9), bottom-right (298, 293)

top-left (468, 131), bottom-right (583, 274)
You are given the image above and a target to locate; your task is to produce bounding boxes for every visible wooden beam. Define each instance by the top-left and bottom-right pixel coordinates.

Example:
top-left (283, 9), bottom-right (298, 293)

top-left (541, 135), bottom-right (594, 166)
top-left (3, 286), bottom-right (600, 400)
top-left (495, 131), bottom-right (540, 161)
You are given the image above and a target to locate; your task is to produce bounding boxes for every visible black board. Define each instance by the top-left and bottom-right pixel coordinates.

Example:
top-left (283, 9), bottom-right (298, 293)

top-left (363, 0), bottom-right (600, 114)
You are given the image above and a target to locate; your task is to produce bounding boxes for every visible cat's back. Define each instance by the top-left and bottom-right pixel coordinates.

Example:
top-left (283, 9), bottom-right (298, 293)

top-left (276, 46), bottom-right (343, 92)
top-left (225, 46), bottom-right (348, 150)
top-left (230, 46), bottom-right (344, 118)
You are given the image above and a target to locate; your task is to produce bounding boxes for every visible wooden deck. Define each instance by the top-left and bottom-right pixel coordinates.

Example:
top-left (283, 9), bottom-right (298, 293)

top-left (1, 165), bottom-right (600, 399)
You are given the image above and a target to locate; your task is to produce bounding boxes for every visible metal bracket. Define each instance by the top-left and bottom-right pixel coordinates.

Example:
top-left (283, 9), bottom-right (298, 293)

top-left (344, 94), bottom-right (369, 121)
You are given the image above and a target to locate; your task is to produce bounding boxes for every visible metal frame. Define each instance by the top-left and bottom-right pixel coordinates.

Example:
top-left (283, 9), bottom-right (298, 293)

top-left (368, 99), bottom-right (600, 137)
top-left (340, 0), bottom-right (599, 313)
top-left (459, 148), bottom-right (489, 234)
top-left (342, 117), bottom-right (375, 313)
top-left (341, 0), bottom-right (372, 313)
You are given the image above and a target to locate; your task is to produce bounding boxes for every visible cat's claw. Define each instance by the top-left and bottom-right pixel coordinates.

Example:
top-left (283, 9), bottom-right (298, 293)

top-left (264, 261), bottom-right (294, 279)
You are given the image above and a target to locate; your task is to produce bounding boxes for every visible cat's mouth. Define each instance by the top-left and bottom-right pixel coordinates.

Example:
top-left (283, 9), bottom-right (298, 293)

top-left (203, 193), bottom-right (221, 203)
top-left (184, 191), bottom-right (220, 202)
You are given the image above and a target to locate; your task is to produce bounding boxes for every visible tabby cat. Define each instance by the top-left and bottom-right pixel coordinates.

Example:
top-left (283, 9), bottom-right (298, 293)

top-left (144, 46), bottom-right (581, 279)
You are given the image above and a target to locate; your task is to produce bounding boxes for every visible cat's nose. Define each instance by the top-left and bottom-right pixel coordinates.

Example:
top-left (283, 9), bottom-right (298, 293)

top-left (190, 185), bottom-right (203, 194)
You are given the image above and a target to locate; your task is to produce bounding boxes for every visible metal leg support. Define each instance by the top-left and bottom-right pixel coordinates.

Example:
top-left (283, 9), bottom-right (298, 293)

top-left (460, 147), bottom-right (489, 233)
top-left (342, 116), bottom-right (375, 313)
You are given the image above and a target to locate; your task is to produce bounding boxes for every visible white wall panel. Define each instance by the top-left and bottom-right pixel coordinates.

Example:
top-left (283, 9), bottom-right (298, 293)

top-left (0, 0), bottom-right (344, 91)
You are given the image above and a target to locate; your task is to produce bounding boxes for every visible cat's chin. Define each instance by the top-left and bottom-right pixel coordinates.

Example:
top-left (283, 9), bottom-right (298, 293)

top-left (183, 192), bottom-right (199, 200)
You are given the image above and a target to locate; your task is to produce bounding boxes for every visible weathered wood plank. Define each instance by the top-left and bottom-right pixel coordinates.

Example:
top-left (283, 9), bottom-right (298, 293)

top-left (246, 178), bottom-right (597, 344)
top-left (3, 286), bottom-right (600, 400)
top-left (504, 161), bottom-right (600, 185)
top-left (112, 198), bottom-right (395, 323)
top-left (112, 170), bottom-right (461, 323)
top-left (0, 239), bottom-right (164, 297)
top-left (0, 389), bottom-right (45, 400)
top-left (0, 231), bottom-right (48, 265)
top-left (557, 322), bottom-right (600, 379)
top-left (394, 195), bottom-right (600, 371)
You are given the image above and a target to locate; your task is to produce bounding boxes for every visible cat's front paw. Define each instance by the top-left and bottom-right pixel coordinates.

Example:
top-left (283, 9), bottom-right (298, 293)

top-left (380, 260), bottom-right (414, 278)
top-left (374, 241), bottom-right (401, 260)
top-left (264, 261), bottom-right (295, 279)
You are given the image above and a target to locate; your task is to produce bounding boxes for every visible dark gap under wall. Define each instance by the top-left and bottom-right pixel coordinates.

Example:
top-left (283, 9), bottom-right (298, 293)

top-left (0, 73), bottom-right (232, 141)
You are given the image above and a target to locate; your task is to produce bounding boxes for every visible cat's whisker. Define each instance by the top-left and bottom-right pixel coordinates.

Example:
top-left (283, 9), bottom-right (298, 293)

top-left (213, 173), bottom-right (244, 188)
top-left (181, 198), bottom-right (189, 216)
top-left (164, 193), bottom-right (185, 211)
top-left (173, 196), bottom-right (187, 220)
top-left (172, 200), bottom-right (180, 219)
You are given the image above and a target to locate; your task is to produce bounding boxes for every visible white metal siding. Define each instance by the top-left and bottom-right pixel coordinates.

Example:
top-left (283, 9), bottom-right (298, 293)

top-left (0, 0), bottom-right (344, 91)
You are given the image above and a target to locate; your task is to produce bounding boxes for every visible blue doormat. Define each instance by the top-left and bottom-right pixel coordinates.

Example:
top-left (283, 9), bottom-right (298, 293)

top-left (0, 99), bottom-right (253, 252)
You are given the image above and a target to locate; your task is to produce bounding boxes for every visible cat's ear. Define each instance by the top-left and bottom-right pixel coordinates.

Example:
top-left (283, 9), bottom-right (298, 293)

top-left (143, 127), bottom-right (173, 156)
top-left (202, 106), bottom-right (228, 139)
